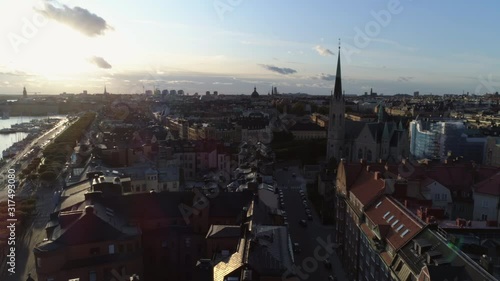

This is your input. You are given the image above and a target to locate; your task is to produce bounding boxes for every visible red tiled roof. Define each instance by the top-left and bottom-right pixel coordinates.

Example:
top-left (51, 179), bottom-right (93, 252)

top-left (350, 170), bottom-right (385, 206)
top-left (343, 163), bottom-right (364, 189)
top-left (380, 252), bottom-right (393, 266)
top-left (476, 166), bottom-right (500, 182)
top-left (427, 166), bottom-right (475, 191)
top-left (365, 196), bottom-right (424, 250)
top-left (474, 171), bottom-right (500, 196)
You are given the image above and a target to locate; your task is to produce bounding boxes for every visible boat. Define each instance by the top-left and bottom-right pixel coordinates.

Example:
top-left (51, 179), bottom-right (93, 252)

top-left (0, 128), bottom-right (16, 134)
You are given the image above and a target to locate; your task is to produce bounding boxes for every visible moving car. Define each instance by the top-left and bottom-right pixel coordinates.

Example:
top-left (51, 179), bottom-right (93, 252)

top-left (299, 219), bottom-right (307, 227)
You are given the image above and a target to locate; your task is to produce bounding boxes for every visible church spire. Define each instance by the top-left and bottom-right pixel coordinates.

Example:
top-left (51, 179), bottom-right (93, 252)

top-left (333, 39), bottom-right (342, 100)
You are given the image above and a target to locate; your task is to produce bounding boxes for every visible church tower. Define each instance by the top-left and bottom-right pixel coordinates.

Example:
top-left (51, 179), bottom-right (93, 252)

top-left (23, 86), bottom-right (27, 98)
top-left (326, 43), bottom-right (345, 162)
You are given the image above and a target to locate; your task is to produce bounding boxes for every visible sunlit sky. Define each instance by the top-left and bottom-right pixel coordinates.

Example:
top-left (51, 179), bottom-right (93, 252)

top-left (1, 0), bottom-right (500, 96)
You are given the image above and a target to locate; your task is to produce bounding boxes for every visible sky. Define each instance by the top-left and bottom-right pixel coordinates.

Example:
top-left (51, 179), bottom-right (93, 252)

top-left (1, 0), bottom-right (500, 96)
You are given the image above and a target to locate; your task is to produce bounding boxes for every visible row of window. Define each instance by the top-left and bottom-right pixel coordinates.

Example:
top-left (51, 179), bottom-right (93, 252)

top-left (89, 241), bottom-right (139, 256)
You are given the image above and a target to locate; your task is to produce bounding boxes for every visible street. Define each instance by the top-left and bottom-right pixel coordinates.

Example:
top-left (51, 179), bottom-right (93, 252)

top-left (0, 118), bottom-right (68, 280)
top-left (0, 117), bottom-right (67, 202)
top-left (281, 187), bottom-right (348, 281)
top-left (9, 189), bottom-right (56, 281)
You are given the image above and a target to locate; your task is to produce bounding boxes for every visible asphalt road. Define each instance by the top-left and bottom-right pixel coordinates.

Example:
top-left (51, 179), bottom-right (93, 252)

top-left (0, 117), bottom-right (67, 202)
top-left (282, 187), bottom-right (348, 281)
top-left (10, 189), bottom-right (56, 281)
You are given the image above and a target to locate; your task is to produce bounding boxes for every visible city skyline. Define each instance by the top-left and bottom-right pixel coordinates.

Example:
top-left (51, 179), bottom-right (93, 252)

top-left (1, 0), bottom-right (500, 96)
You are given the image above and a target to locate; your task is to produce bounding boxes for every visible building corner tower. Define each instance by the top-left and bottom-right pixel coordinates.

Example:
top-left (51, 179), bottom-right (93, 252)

top-left (326, 43), bottom-right (345, 163)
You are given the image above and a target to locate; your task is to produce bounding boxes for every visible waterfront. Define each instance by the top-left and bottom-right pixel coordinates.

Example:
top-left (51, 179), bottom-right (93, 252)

top-left (0, 116), bottom-right (49, 160)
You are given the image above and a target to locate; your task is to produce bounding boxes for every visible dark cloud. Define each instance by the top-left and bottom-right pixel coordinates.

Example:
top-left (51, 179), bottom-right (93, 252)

top-left (398, 76), bottom-right (414, 82)
top-left (36, 1), bottom-right (112, 36)
top-left (259, 64), bottom-right (297, 75)
top-left (88, 56), bottom-right (112, 69)
top-left (313, 73), bottom-right (336, 81)
top-left (314, 45), bottom-right (334, 56)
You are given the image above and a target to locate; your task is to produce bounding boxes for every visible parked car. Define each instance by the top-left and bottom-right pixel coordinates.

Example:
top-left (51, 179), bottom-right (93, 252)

top-left (324, 258), bottom-right (332, 269)
top-left (293, 242), bottom-right (301, 253)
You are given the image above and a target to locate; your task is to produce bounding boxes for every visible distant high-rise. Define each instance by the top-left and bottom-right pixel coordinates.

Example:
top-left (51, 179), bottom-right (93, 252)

top-left (23, 86), bottom-right (27, 98)
top-left (104, 86), bottom-right (108, 95)
top-left (327, 44), bottom-right (345, 162)
top-left (169, 90), bottom-right (177, 95)
top-left (178, 90), bottom-right (184, 95)
top-left (414, 91), bottom-right (419, 97)
top-left (162, 89), bottom-right (169, 96)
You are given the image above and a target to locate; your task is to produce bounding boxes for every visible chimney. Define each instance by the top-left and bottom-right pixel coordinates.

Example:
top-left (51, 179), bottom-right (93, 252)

top-left (366, 165), bottom-right (371, 172)
top-left (360, 158), bottom-right (366, 165)
top-left (374, 171), bottom-right (382, 180)
top-left (84, 205), bottom-right (95, 215)
top-left (84, 191), bottom-right (103, 202)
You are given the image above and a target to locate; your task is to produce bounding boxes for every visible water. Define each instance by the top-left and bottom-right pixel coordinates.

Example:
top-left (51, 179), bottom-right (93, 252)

top-left (0, 116), bottom-right (48, 160)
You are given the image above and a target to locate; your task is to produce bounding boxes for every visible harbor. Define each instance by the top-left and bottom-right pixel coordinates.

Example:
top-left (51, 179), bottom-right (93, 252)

top-left (0, 117), bottom-right (60, 162)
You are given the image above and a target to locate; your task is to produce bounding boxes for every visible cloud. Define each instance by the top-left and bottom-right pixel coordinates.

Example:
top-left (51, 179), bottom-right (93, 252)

top-left (88, 56), bottom-right (112, 69)
top-left (314, 45), bottom-right (334, 56)
top-left (213, 82), bottom-right (233, 85)
top-left (397, 76), bottom-right (414, 82)
top-left (36, 2), bottom-right (112, 37)
top-left (165, 80), bottom-right (205, 85)
top-left (312, 73), bottom-right (336, 81)
top-left (0, 70), bottom-right (30, 76)
top-left (259, 64), bottom-right (297, 75)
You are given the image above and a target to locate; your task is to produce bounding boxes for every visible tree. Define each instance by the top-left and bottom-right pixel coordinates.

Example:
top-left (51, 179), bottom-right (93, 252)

top-left (40, 171), bottom-right (57, 182)
top-left (291, 102), bottom-right (305, 116)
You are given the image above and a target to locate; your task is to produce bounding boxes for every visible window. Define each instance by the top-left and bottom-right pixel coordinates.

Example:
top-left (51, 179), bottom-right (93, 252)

top-left (118, 244), bottom-right (124, 253)
top-left (482, 214), bottom-right (488, 220)
top-left (383, 211), bottom-right (390, 219)
top-left (391, 220), bottom-right (399, 227)
top-left (482, 200), bottom-right (489, 208)
top-left (396, 224), bottom-right (404, 232)
top-left (109, 244), bottom-right (115, 254)
top-left (89, 271), bottom-right (97, 281)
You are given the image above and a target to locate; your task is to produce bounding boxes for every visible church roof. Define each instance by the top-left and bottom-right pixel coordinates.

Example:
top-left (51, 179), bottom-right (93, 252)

top-left (251, 87), bottom-right (259, 98)
top-left (333, 46), bottom-right (343, 100)
top-left (344, 120), bottom-right (366, 140)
